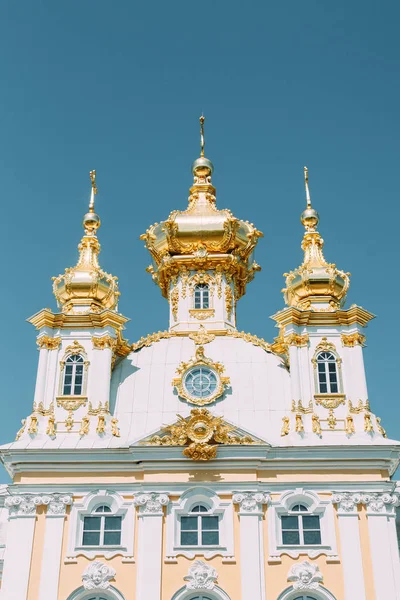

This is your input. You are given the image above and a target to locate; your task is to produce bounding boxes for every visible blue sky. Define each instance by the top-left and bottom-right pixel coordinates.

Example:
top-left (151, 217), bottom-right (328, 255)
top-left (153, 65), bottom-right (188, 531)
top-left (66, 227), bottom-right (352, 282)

top-left (0, 1), bottom-right (399, 481)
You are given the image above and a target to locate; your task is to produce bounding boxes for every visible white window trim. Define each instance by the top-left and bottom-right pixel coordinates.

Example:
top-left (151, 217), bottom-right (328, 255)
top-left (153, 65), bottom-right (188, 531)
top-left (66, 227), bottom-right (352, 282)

top-left (267, 489), bottom-right (339, 564)
top-left (65, 490), bottom-right (134, 563)
top-left (277, 585), bottom-right (337, 600)
top-left (171, 585), bottom-right (231, 600)
top-left (166, 487), bottom-right (234, 562)
top-left (66, 585), bottom-right (126, 600)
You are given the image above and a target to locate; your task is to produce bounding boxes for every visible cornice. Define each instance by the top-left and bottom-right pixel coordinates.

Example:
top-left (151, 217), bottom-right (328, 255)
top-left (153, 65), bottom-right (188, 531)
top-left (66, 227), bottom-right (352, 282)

top-left (28, 308), bottom-right (129, 331)
top-left (271, 305), bottom-right (375, 328)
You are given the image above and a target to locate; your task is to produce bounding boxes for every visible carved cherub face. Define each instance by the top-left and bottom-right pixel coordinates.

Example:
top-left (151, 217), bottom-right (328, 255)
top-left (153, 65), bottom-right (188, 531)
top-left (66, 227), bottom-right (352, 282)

top-left (196, 566), bottom-right (209, 584)
top-left (299, 569), bottom-right (312, 584)
top-left (92, 568), bottom-right (104, 585)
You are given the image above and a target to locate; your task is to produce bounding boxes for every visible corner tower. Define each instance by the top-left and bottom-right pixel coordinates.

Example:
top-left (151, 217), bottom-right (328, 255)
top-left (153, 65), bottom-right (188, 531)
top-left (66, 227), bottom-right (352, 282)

top-left (141, 117), bottom-right (263, 332)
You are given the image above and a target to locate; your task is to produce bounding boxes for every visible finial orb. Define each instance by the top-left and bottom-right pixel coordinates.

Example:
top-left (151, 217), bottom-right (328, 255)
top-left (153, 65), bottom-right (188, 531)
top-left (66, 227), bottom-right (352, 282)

top-left (301, 207), bottom-right (319, 230)
top-left (192, 156), bottom-right (214, 178)
top-left (83, 211), bottom-right (101, 234)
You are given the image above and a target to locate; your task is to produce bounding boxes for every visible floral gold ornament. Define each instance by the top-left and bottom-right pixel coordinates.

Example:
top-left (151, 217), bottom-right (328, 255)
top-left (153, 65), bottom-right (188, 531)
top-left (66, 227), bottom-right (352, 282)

top-left (28, 415), bottom-right (38, 435)
top-left (189, 308), bottom-right (215, 320)
top-left (281, 416), bottom-right (290, 436)
top-left (341, 332), bottom-right (366, 347)
top-left (327, 409), bottom-right (337, 430)
top-left (172, 346), bottom-right (230, 406)
top-left (37, 336), bottom-right (61, 350)
top-left (46, 414), bottom-right (56, 437)
top-left (65, 411), bottom-right (74, 432)
top-left (364, 412), bottom-right (374, 433)
top-left (314, 337), bottom-right (337, 354)
top-left (131, 330), bottom-right (177, 352)
top-left (295, 414), bottom-right (304, 433)
top-left (225, 285), bottom-right (233, 319)
top-left (88, 401), bottom-right (109, 415)
top-left (97, 415), bottom-right (106, 434)
top-left (188, 325), bottom-right (216, 345)
top-left (226, 329), bottom-right (271, 352)
top-left (345, 415), bottom-right (355, 435)
top-left (292, 399), bottom-right (313, 414)
top-left (283, 167), bottom-right (350, 311)
top-left (348, 399), bottom-right (370, 414)
top-left (92, 335), bottom-right (117, 351)
top-left (79, 416), bottom-right (90, 436)
top-left (146, 408), bottom-right (257, 461)
top-left (376, 417), bottom-right (387, 437)
top-left (111, 417), bottom-right (120, 437)
top-left (57, 396), bottom-right (87, 412)
top-left (314, 394), bottom-right (345, 409)
top-left (285, 333), bottom-right (309, 347)
top-left (170, 286), bottom-right (179, 321)
top-left (312, 414), bottom-right (322, 435)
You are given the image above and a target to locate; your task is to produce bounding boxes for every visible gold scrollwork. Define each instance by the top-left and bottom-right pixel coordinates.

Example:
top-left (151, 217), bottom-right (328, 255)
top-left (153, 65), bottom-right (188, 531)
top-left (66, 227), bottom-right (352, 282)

top-left (37, 336), bottom-right (61, 350)
top-left (314, 394), bottom-right (345, 409)
top-left (189, 325), bottom-right (215, 345)
top-left (15, 419), bottom-right (26, 440)
top-left (225, 285), bottom-right (233, 320)
top-left (345, 415), bottom-right (355, 435)
top-left (295, 414), bottom-right (304, 433)
top-left (348, 399), bottom-right (370, 414)
top-left (281, 416), bottom-right (290, 436)
top-left (57, 396), bottom-right (87, 412)
top-left (341, 333), bottom-right (366, 347)
top-left (364, 412), bottom-right (374, 433)
top-left (92, 335), bottom-right (117, 350)
top-left (172, 346), bottom-right (230, 406)
top-left (314, 337), bottom-right (336, 353)
top-left (327, 409), bottom-right (337, 430)
top-left (292, 400), bottom-right (313, 413)
top-left (131, 330), bottom-right (177, 352)
top-left (170, 286), bottom-right (179, 321)
top-left (312, 413), bottom-right (322, 435)
top-left (376, 417), bottom-right (387, 437)
top-left (285, 333), bottom-right (309, 347)
top-left (189, 308), bottom-right (215, 320)
top-left (88, 401), bottom-right (110, 415)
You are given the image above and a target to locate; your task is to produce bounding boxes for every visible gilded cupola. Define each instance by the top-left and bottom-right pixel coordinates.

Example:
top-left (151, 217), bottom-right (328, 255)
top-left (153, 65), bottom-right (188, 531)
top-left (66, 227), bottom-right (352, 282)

top-left (283, 167), bottom-right (350, 311)
top-left (141, 117), bottom-right (263, 300)
top-left (52, 171), bottom-right (120, 314)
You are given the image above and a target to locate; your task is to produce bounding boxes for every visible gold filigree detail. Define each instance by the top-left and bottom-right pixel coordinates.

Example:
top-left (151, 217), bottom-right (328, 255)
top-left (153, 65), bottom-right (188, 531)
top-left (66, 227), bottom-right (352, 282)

top-left (341, 333), bottom-right (366, 347)
top-left (92, 335), bottom-right (117, 350)
top-left (96, 415), bottom-right (106, 434)
top-left (170, 286), bottom-right (179, 321)
top-left (131, 330), bottom-right (177, 352)
top-left (172, 346), bottom-right (230, 406)
top-left (88, 401), bottom-right (109, 415)
top-left (28, 415), bottom-right (38, 434)
top-left (111, 417), bottom-right (120, 437)
top-left (348, 399), bottom-right (370, 414)
top-left (225, 285), bottom-right (233, 320)
top-left (189, 325), bottom-right (215, 345)
top-left (281, 416), bottom-right (290, 436)
top-left (364, 412), bottom-right (374, 433)
top-left (189, 308), bottom-right (215, 320)
top-left (15, 419), bottom-right (26, 441)
top-left (65, 340), bottom-right (86, 355)
top-left (312, 413), bottom-right (321, 435)
top-left (79, 415), bottom-right (90, 436)
top-left (146, 408), bottom-right (256, 461)
top-left (65, 411), bottom-right (74, 432)
top-left (295, 414), bottom-right (304, 433)
top-left (226, 329), bottom-right (271, 353)
top-left (314, 337), bottom-right (336, 353)
top-left (57, 396), bottom-right (87, 411)
top-left (37, 336), bottom-right (61, 350)
top-left (33, 401), bottom-right (54, 416)
top-left (46, 414), bottom-right (56, 437)
top-left (376, 417), bottom-right (387, 438)
top-left (345, 415), bottom-right (355, 435)
top-left (327, 409), bottom-right (337, 430)
top-left (285, 333), bottom-right (309, 347)
top-left (292, 400), bottom-right (313, 414)
top-left (314, 394), bottom-right (345, 409)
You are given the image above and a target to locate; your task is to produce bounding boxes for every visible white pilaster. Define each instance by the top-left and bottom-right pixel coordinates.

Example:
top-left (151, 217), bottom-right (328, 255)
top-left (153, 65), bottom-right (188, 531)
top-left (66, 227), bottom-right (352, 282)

top-left (288, 345), bottom-right (301, 402)
top-left (90, 342), bottom-right (113, 406)
top-left (134, 493), bottom-right (169, 600)
top-left (38, 494), bottom-right (72, 600)
top-left (348, 345), bottom-right (368, 401)
top-left (44, 344), bottom-right (60, 406)
top-left (362, 493), bottom-right (400, 600)
top-left (332, 493), bottom-right (366, 600)
top-left (233, 492), bottom-right (269, 600)
top-left (33, 346), bottom-right (50, 406)
top-left (1, 496), bottom-right (38, 600)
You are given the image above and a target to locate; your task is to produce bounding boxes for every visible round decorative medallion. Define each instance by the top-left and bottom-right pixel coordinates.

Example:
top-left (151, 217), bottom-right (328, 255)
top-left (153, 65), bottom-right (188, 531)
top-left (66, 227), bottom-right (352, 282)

top-left (183, 366), bottom-right (218, 401)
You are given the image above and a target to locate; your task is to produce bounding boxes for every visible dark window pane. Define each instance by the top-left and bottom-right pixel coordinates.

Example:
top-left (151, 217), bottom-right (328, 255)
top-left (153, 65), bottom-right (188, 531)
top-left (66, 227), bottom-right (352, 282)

top-left (282, 530), bottom-right (300, 545)
top-left (330, 382), bottom-right (338, 393)
top-left (95, 505), bottom-right (112, 513)
top-left (318, 373), bottom-right (327, 383)
top-left (202, 516), bottom-right (219, 530)
top-left (75, 365), bottom-right (84, 374)
top-left (83, 517), bottom-right (101, 531)
top-left (292, 504), bottom-right (308, 512)
top-left (281, 516), bottom-right (298, 529)
top-left (63, 384), bottom-right (71, 395)
top-left (181, 531), bottom-right (198, 545)
top-left (304, 530), bottom-right (321, 545)
top-left (319, 383), bottom-right (327, 393)
top-left (65, 366), bottom-right (73, 374)
top-left (105, 516), bottom-right (122, 530)
top-left (64, 375), bottom-right (72, 383)
top-left (82, 531), bottom-right (100, 546)
top-left (202, 531), bottom-right (219, 545)
top-left (181, 517), bottom-right (198, 530)
top-left (104, 531), bottom-right (121, 545)
top-left (317, 363), bottom-right (325, 372)
top-left (302, 516), bottom-right (320, 529)
top-left (192, 504), bottom-right (207, 513)
top-left (328, 362), bottom-right (337, 372)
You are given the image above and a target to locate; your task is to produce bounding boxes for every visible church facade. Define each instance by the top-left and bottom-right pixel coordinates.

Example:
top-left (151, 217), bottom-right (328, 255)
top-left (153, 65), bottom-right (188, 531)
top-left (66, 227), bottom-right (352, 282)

top-left (0, 122), bottom-right (399, 600)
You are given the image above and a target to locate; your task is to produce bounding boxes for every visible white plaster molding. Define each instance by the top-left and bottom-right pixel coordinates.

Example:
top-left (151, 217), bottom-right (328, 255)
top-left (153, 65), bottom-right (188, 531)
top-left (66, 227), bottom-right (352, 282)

top-left (184, 559), bottom-right (218, 590)
top-left (287, 560), bottom-right (323, 590)
top-left (332, 492), bottom-right (363, 514)
top-left (277, 585), bottom-right (337, 600)
top-left (66, 489), bottom-right (134, 562)
top-left (172, 584), bottom-right (231, 600)
top-left (134, 492), bottom-right (169, 515)
top-left (361, 492), bottom-right (399, 514)
top-left (232, 491), bottom-right (270, 514)
top-left (5, 493), bottom-right (72, 517)
top-left (67, 585), bottom-right (126, 600)
top-left (82, 560), bottom-right (116, 590)
top-left (165, 487), bottom-right (234, 562)
top-left (267, 488), bottom-right (339, 563)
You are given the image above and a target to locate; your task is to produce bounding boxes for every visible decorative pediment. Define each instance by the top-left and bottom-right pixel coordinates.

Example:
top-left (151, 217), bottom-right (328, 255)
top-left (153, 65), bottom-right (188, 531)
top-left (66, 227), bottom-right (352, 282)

top-left (140, 408), bottom-right (266, 461)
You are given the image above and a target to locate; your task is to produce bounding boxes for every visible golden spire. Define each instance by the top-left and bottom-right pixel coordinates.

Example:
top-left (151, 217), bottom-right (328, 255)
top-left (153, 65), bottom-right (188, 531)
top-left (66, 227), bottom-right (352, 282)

top-left (304, 166), bottom-right (311, 208)
top-left (52, 171), bottom-right (119, 313)
top-left (300, 166), bottom-right (319, 232)
top-left (200, 115), bottom-right (205, 157)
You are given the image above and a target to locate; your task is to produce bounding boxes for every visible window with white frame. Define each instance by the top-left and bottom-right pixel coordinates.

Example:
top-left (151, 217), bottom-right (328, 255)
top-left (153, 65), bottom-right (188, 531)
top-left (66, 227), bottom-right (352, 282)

top-left (82, 505), bottom-right (122, 547)
top-left (194, 284), bottom-right (210, 309)
top-left (67, 490), bottom-right (135, 561)
top-left (180, 504), bottom-right (219, 546)
top-left (267, 489), bottom-right (338, 563)
top-left (316, 352), bottom-right (338, 394)
top-left (281, 504), bottom-right (321, 546)
top-left (63, 354), bottom-right (85, 395)
top-left (166, 488), bottom-right (234, 561)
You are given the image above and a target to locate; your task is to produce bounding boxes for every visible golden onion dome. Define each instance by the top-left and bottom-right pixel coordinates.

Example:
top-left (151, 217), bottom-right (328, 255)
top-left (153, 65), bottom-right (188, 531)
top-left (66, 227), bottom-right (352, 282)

top-left (283, 167), bottom-right (350, 311)
top-left (140, 117), bottom-right (263, 298)
top-left (52, 171), bottom-right (120, 314)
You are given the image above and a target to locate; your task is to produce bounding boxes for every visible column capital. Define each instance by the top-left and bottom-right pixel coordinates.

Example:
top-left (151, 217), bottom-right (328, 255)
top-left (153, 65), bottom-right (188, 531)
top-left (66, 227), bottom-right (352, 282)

top-left (332, 492), bottom-right (363, 514)
top-left (361, 492), bottom-right (399, 515)
top-left (233, 491), bottom-right (270, 514)
top-left (134, 492), bottom-right (169, 515)
top-left (5, 493), bottom-right (73, 517)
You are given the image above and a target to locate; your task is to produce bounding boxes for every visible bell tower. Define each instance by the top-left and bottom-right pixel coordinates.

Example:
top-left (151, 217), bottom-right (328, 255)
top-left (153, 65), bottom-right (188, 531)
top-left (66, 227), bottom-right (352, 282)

top-left (141, 117), bottom-right (263, 332)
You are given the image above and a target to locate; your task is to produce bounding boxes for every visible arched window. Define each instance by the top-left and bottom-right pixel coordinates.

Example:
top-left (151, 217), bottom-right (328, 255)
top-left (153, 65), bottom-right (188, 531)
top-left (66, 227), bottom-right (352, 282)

top-left (82, 504), bottom-right (122, 547)
top-left (180, 504), bottom-right (219, 546)
top-left (194, 284), bottom-right (209, 309)
top-left (316, 351), bottom-right (338, 394)
top-left (281, 504), bottom-right (321, 546)
top-left (63, 354), bottom-right (85, 395)
top-left (293, 597), bottom-right (318, 600)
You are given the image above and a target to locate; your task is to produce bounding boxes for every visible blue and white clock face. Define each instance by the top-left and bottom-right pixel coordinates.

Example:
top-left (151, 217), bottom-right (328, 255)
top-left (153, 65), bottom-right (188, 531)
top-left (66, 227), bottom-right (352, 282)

top-left (183, 366), bottom-right (218, 401)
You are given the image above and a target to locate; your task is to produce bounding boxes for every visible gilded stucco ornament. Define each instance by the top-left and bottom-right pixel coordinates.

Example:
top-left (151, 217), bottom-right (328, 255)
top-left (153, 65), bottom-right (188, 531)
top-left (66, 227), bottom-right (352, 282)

top-left (189, 325), bottom-right (215, 345)
top-left (314, 394), bottom-right (345, 409)
top-left (348, 399), bottom-right (370, 414)
top-left (281, 416), bottom-right (290, 436)
top-left (341, 332), bottom-right (366, 347)
top-left (37, 335), bottom-right (61, 350)
top-left (283, 167), bottom-right (350, 311)
top-left (52, 171), bottom-right (120, 314)
top-left (146, 408), bottom-right (257, 461)
top-left (172, 346), bottom-right (230, 405)
top-left (292, 400), bottom-right (313, 414)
